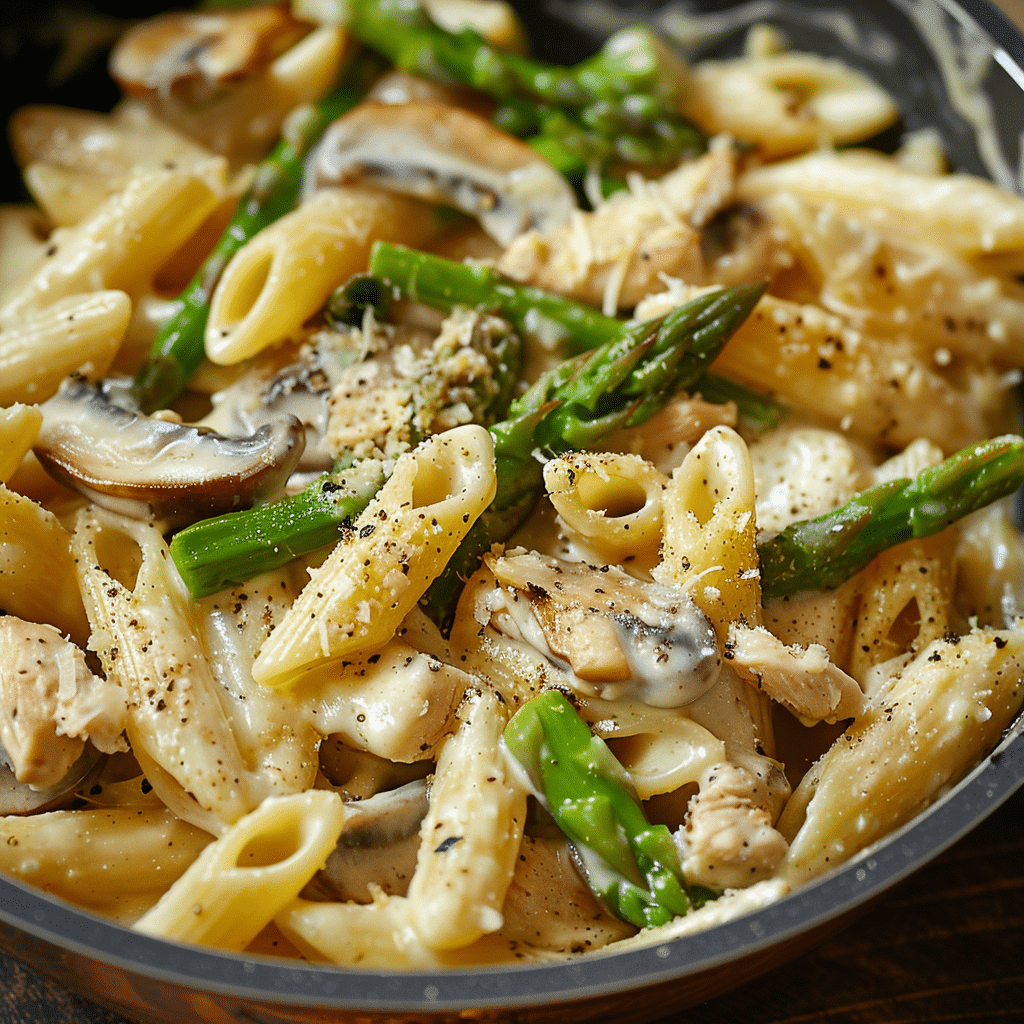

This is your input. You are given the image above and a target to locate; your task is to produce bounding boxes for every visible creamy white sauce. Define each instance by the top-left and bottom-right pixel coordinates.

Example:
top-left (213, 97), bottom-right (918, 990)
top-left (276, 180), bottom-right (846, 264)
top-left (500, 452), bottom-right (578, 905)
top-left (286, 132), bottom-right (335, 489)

top-left (488, 578), bottom-right (722, 709)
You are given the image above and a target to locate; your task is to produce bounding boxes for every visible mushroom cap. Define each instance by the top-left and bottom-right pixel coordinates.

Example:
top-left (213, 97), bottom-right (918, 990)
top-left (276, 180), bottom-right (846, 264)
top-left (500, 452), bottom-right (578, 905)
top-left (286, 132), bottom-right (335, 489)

top-left (109, 3), bottom-right (311, 98)
top-left (304, 100), bottom-right (578, 246)
top-left (33, 376), bottom-right (305, 526)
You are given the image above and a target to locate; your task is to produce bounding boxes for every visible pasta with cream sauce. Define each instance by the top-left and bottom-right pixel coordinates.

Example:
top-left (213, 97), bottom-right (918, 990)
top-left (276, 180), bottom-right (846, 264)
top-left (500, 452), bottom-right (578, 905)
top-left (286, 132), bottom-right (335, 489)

top-left (0, 0), bottom-right (1022, 967)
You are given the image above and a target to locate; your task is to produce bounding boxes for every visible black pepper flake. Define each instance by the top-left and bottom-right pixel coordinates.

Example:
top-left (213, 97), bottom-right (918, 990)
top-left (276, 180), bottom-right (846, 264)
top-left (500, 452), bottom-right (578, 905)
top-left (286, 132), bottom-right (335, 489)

top-left (434, 836), bottom-right (464, 854)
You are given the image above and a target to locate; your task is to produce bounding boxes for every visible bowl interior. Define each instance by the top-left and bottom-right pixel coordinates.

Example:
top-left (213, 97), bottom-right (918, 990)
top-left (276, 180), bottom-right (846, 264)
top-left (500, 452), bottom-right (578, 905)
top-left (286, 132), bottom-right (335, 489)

top-left (1, 1), bottom-right (1023, 1021)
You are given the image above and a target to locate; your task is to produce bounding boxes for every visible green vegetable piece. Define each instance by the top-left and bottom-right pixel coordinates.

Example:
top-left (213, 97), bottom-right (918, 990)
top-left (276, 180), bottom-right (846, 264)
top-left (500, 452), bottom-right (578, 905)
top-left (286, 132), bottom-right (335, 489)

top-left (345, 1), bottom-right (704, 172)
top-left (504, 689), bottom-right (701, 929)
top-left (368, 242), bottom-right (787, 429)
top-left (420, 280), bottom-right (767, 628)
top-left (758, 435), bottom-right (1024, 598)
top-left (131, 51), bottom-right (384, 414)
top-left (169, 308), bottom-right (523, 598)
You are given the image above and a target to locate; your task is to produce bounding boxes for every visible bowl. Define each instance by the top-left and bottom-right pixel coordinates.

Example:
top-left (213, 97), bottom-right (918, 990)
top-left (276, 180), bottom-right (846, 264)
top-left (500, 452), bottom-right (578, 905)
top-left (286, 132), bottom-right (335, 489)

top-left (1, 1), bottom-right (1023, 1022)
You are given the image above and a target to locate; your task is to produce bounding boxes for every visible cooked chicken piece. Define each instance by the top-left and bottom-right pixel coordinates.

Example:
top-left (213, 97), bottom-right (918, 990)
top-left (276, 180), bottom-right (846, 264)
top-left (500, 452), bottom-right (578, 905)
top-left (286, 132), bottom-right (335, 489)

top-left (496, 139), bottom-right (737, 314)
top-left (726, 623), bottom-right (866, 725)
top-left (0, 617), bottom-right (127, 789)
top-left (676, 761), bottom-right (789, 889)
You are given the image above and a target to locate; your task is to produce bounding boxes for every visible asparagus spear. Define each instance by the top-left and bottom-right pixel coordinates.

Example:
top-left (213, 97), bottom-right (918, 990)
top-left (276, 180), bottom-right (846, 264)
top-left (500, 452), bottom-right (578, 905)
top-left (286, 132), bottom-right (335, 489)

top-left (419, 281), bottom-right (767, 626)
top-left (759, 435), bottom-right (1024, 599)
top-left (504, 689), bottom-right (714, 928)
top-left (131, 51), bottom-right (385, 414)
top-left (363, 241), bottom-right (786, 425)
top-left (345, 1), bottom-right (704, 174)
top-left (170, 282), bottom-right (762, 598)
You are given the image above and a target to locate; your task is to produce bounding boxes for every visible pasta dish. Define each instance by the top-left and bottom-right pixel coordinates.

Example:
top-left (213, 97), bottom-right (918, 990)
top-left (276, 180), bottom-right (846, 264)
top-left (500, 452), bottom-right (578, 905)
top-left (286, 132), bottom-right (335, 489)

top-left (0, 0), bottom-right (1023, 969)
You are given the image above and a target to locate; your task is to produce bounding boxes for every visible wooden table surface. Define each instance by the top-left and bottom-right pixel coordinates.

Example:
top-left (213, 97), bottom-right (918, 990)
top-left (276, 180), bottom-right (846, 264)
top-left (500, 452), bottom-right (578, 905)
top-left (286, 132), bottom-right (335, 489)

top-left (3, 0), bottom-right (1024, 1020)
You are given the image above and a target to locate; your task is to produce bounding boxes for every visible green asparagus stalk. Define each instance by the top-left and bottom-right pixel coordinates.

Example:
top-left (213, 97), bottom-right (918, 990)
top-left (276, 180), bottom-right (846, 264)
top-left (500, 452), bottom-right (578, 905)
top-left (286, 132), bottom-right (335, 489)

top-left (758, 435), bottom-right (1024, 599)
top-left (345, 1), bottom-right (704, 173)
top-left (169, 312), bottom-right (523, 598)
top-left (365, 241), bottom-right (786, 426)
top-left (365, 241), bottom-right (619, 353)
top-left (131, 51), bottom-right (384, 414)
top-left (169, 282), bottom-right (762, 598)
top-left (504, 689), bottom-right (714, 928)
top-left (419, 281), bottom-right (767, 627)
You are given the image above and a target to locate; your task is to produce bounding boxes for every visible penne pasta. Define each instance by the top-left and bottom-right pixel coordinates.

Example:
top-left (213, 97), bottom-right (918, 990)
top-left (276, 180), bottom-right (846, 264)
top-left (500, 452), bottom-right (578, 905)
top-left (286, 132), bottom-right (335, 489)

top-left (654, 425), bottom-right (761, 640)
top-left (0, 169), bottom-right (221, 321)
top-left (406, 687), bottom-right (527, 950)
top-left (0, 290), bottom-right (130, 405)
top-left (205, 186), bottom-right (441, 364)
top-left (779, 627), bottom-right (1024, 882)
top-left (683, 52), bottom-right (899, 159)
top-left (134, 790), bottom-right (347, 950)
top-left (0, 807), bottom-right (211, 914)
top-left (544, 451), bottom-right (667, 571)
top-left (738, 149), bottom-right (1024, 270)
top-left (253, 424), bottom-right (495, 684)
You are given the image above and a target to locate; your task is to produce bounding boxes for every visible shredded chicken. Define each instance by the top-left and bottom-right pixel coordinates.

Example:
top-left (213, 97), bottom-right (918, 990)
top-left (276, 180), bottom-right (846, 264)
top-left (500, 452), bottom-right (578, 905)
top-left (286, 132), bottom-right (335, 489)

top-left (726, 623), bottom-right (866, 725)
top-left (0, 617), bottom-right (127, 788)
top-left (677, 761), bottom-right (789, 889)
top-left (496, 138), bottom-right (737, 313)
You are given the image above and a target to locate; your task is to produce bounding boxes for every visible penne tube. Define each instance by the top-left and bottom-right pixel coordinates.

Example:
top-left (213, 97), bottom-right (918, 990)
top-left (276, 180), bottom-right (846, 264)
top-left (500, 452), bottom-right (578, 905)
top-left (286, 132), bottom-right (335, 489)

top-left (276, 893), bottom-right (560, 968)
top-left (205, 186), bottom-right (441, 364)
top-left (134, 790), bottom-right (346, 951)
top-left (778, 626), bottom-right (1024, 882)
top-left (684, 53), bottom-right (898, 159)
top-left (0, 808), bottom-right (211, 909)
top-left (73, 509), bottom-right (260, 831)
top-left (0, 290), bottom-right (130, 405)
top-left (544, 451), bottom-right (667, 572)
top-left (406, 688), bottom-right (527, 951)
top-left (711, 293), bottom-right (1007, 454)
top-left (0, 169), bottom-right (220, 321)
top-left (847, 532), bottom-right (956, 684)
top-left (253, 425), bottom-right (496, 685)
top-left (654, 425), bottom-right (761, 640)
top-left (738, 149), bottom-right (1024, 270)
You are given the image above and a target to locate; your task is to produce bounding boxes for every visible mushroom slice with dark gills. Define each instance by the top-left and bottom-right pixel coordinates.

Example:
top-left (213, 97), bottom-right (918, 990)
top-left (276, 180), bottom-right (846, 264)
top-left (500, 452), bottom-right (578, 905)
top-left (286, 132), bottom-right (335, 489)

top-left (109, 4), bottom-right (312, 102)
top-left (33, 376), bottom-right (304, 527)
top-left (303, 101), bottom-right (578, 246)
top-left (481, 550), bottom-right (722, 708)
top-left (200, 337), bottom-right (349, 479)
top-left (315, 779), bottom-right (430, 903)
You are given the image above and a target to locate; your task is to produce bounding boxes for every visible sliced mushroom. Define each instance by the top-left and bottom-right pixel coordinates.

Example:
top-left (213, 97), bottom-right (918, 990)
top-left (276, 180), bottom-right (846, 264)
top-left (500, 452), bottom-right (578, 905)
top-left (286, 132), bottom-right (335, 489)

top-left (482, 550), bottom-right (722, 708)
top-left (201, 346), bottom-right (338, 478)
top-left (108, 5), bottom-right (344, 166)
top-left (33, 375), bottom-right (304, 525)
top-left (303, 101), bottom-right (578, 246)
top-left (316, 779), bottom-right (429, 902)
top-left (110, 3), bottom-right (312, 100)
